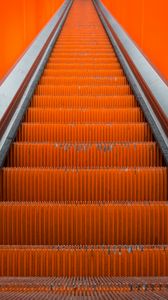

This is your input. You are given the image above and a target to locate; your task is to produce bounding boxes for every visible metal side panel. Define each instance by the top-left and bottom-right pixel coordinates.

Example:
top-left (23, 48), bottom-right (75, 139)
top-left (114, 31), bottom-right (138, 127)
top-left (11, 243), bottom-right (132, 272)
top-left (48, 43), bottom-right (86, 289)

top-left (0, 0), bottom-right (72, 167)
top-left (94, 0), bottom-right (168, 165)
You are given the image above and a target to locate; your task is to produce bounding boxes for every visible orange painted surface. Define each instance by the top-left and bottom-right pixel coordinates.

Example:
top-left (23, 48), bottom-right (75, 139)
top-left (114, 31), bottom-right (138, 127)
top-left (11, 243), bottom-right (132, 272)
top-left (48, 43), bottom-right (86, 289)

top-left (0, 0), bottom-right (64, 81)
top-left (0, 0), bottom-right (167, 286)
top-left (102, 0), bottom-right (168, 82)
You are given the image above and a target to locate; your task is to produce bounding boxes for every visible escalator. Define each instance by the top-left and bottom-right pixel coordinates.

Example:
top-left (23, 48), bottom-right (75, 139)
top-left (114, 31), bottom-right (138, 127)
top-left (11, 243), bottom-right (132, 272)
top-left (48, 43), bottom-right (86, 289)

top-left (0, 0), bottom-right (168, 298)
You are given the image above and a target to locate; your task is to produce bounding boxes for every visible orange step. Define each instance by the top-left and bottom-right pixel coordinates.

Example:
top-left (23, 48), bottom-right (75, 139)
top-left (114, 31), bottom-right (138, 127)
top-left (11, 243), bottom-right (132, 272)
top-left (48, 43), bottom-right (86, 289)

top-left (0, 0), bottom-right (167, 290)
top-left (51, 49), bottom-right (114, 53)
top-left (35, 85), bottom-right (132, 96)
top-left (0, 203), bottom-right (167, 245)
top-left (16, 123), bottom-right (153, 143)
top-left (1, 289), bottom-right (168, 299)
top-left (43, 69), bottom-right (124, 77)
top-left (45, 63), bottom-right (121, 70)
top-left (39, 76), bottom-right (127, 85)
top-left (0, 277), bottom-right (167, 292)
top-left (0, 246), bottom-right (167, 276)
top-left (48, 58), bottom-right (118, 64)
top-left (24, 108), bottom-right (144, 123)
top-left (1, 168), bottom-right (167, 202)
top-left (7, 142), bottom-right (163, 168)
top-left (49, 52), bottom-right (117, 58)
top-left (31, 95), bottom-right (137, 108)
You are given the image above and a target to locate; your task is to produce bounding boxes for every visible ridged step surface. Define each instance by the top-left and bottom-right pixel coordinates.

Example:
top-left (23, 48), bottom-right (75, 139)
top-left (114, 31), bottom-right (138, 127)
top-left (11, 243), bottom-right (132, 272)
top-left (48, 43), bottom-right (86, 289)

top-left (16, 123), bottom-right (152, 142)
top-left (31, 95), bottom-right (136, 108)
top-left (0, 246), bottom-right (168, 276)
top-left (25, 108), bottom-right (144, 123)
top-left (2, 168), bottom-right (167, 202)
top-left (0, 203), bottom-right (167, 245)
top-left (0, 0), bottom-right (167, 296)
top-left (7, 142), bottom-right (163, 168)
top-left (1, 277), bottom-right (168, 299)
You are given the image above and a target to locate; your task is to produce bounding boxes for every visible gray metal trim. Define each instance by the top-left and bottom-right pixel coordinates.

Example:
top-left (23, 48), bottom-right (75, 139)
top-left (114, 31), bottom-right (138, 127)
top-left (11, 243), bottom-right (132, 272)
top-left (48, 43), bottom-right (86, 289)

top-left (0, 0), bottom-right (70, 119)
top-left (95, 0), bottom-right (168, 117)
top-left (94, 0), bottom-right (168, 165)
top-left (0, 0), bottom-right (72, 167)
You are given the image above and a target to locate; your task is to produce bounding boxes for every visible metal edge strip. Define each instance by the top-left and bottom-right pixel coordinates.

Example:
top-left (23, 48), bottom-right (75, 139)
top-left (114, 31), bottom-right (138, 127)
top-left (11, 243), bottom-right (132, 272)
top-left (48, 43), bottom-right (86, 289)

top-left (0, 0), bottom-right (72, 136)
top-left (0, 0), bottom-right (73, 167)
top-left (94, 0), bottom-right (168, 132)
top-left (93, 0), bottom-right (168, 165)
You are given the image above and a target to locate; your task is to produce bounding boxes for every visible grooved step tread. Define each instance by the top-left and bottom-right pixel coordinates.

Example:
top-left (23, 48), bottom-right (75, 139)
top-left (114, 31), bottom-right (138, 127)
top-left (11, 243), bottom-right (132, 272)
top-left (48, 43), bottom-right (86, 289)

top-left (43, 69), bottom-right (124, 76)
top-left (39, 76), bottom-right (127, 85)
top-left (16, 123), bottom-right (153, 143)
top-left (1, 167), bottom-right (167, 202)
top-left (0, 202), bottom-right (167, 245)
top-left (1, 0), bottom-right (167, 286)
top-left (31, 95), bottom-right (137, 108)
top-left (0, 245), bottom-right (167, 276)
top-left (7, 142), bottom-right (163, 167)
top-left (25, 108), bottom-right (144, 123)
top-left (35, 85), bottom-right (132, 96)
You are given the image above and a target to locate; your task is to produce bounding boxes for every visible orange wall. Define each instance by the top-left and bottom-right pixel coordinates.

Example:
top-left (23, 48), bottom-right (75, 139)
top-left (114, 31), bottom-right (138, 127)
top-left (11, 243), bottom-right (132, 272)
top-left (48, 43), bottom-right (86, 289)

top-left (0, 0), bottom-right (64, 81)
top-left (102, 0), bottom-right (168, 82)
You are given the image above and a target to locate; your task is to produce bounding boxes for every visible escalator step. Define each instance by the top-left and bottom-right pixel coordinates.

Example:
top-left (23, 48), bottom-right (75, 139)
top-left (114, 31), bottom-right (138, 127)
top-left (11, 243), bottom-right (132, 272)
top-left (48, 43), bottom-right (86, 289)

top-left (0, 0), bottom-right (167, 287)
top-left (0, 203), bottom-right (167, 245)
top-left (7, 142), bottom-right (163, 168)
top-left (24, 108), bottom-right (144, 123)
top-left (43, 69), bottom-right (124, 77)
top-left (0, 246), bottom-right (167, 277)
top-left (35, 85), bottom-right (132, 96)
top-left (31, 95), bottom-right (137, 108)
top-left (39, 76), bottom-right (127, 85)
top-left (1, 168), bottom-right (167, 202)
top-left (16, 123), bottom-right (153, 143)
